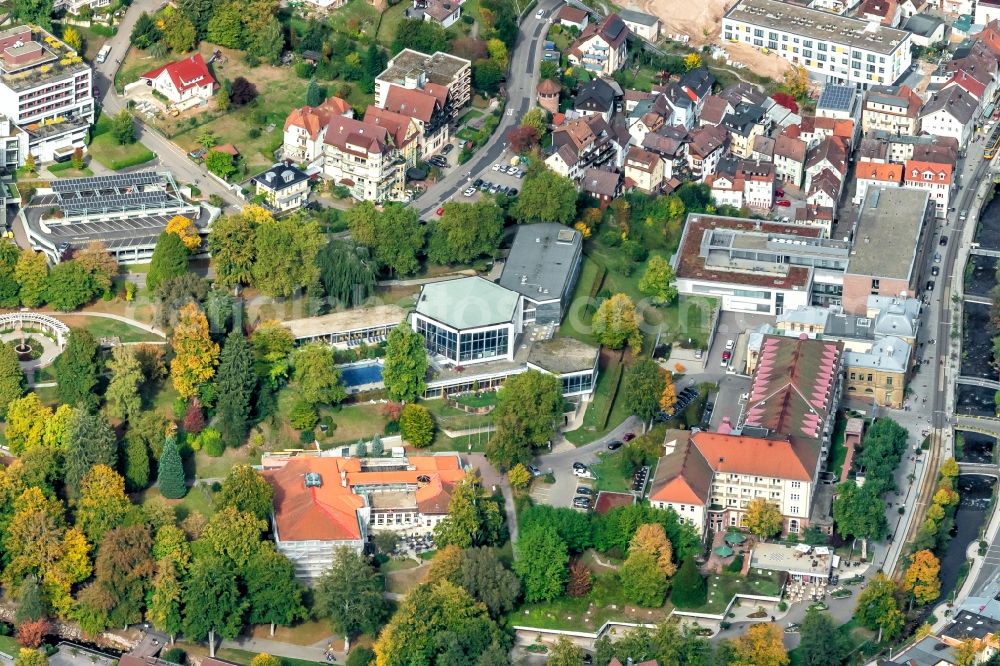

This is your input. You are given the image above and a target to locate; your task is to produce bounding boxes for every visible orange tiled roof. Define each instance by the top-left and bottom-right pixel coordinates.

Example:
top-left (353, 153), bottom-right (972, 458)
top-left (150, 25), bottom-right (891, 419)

top-left (693, 432), bottom-right (813, 481)
top-left (857, 160), bottom-right (903, 183)
top-left (904, 159), bottom-right (953, 185)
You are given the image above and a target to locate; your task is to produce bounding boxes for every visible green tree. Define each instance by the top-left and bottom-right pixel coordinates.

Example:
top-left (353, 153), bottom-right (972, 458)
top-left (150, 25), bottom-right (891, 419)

top-left (391, 19), bottom-right (450, 53)
top-left (246, 16), bottom-right (284, 65)
top-left (548, 637), bottom-right (583, 666)
top-left (199, 507), bottom-right (266, 569)
top-left (12, 0), bottom-right (52, 28)
top-left (622, 358), bottom-right (666, 423)
top-left (44, 261), bottom-right (95, 311)
top-left (305, 77), bottom-right (323, 106)
top-left (293, 343), bottom-right (346, 405)
top-left (91, 524), bottom-right (156, 630)
top-left (182, 555), bottom-right (248, 657)
top-left (0, 342), bottom-right (26, 418)
top-left (315, 547), bottom-right (388, 652)
top-left (15, 250), bottom-right (48, 307)
top-left (670, 558), bottom-right (706, 608)
top-left (593, 294), bottom-right (642, 351)
top-left (106, 346), bottom-right (144, 421)
top-left (487, 370), bottom-right (562, 470)
top-left (208, 210), bottom-right (258, 287)
top-left (214, 331), bottom-right (256, 447)
top-left (205, 2), bottom-right (242, 47)
top-left (215, 465), bottom-right (273, 521)
top-left (112, 109), bottom-right (136, 145)
top-left (76, 465), bottom-right (130, 544)
top-left (638, 255), bottom-right (678, 306)
top-left (457, 547), bottom-right (521, 617)
top-left (63, 410), bottom-right (117, 499)
top-left (15, 576), bottom-right (47, 624)
top-left (147, 232), bottom-right (189, 293)
top-left (123, 427), bottom-right (151, 491)
top-left (833, 481), bottom-right (889, 541)
top-left (399, 404), bottom-right (434, 447)
top-left (381, 323), bottom-right (427, 403)
top-left (798, 608), bottom-right (847, 666)
top-left (316, 241), bottom-right (377, 308)
top-left (251, 216), bottom-right (324, 297)
top-left (345, 202), bottom-right (426, 277)
top-left (0, 241), bottom-right (21, 306)
top-left (157, 431), bottom-right (187, 499)
top-left (473, 58), bottom-right (504, 94)
top-left (205, 150), bottom-right (236, 180)
top-left (130, 12), bottom-right (162, 48)
top-left (147, 557), bottom-right (184, 642)
top-left (514, 526), bottom-right (568, 602)
top-left (511, 167), bottom-right (578, 224)
top-left (521, 108), bottom-right (548, 135)
top-left (244, 545), bottom-right (306, 636)
top-left (427, 201), bottom-right (504, 265)
top-left (434, 472), bottom-right (506, 548)
top-left (620, 549), bottom-right (668, 607)
top-left (855, 573), bottom-right (904, 641)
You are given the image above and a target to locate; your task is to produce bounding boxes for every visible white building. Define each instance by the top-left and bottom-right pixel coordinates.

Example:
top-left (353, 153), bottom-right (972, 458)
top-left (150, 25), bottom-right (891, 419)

top-left (853, 160), bottom-right (902, 204)
top-left (722, 0), bottom-right (912, 89)
top-left (375, 49), bottom-right (471, 116)
top-left (282, 97), bottom-right (354, 162)
top-left (919, 86), bottom-right (979, 146)
top-left (618, 8), bottom-right (661, 41)
top-left (137, 54), bottom-right (216, 107)
top-left (320, 116), bottom-right (406, 202)
top-left (567, 13), bottom-right (630, 75)
top-left (903, 159), bottom-right (952, 218)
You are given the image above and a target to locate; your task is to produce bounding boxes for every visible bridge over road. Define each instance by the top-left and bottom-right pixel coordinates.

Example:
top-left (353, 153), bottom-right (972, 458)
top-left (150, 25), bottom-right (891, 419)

top-left (957, 462), bottom-right (1000, 477)
top-left (957, 377), bottom-right (1000, 391)
top-left (954, 415), bottom-right (1000, 439)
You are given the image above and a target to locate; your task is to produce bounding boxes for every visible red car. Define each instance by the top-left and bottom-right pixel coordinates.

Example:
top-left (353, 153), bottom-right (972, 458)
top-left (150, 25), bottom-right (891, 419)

top-left (775, 188), bottom-right (785, 197)
top-left (722, 350), bottom-right (732, 361)
top-left (435, 207), bottom-right (444, 215)
top-left (622, 432), bottom-right (636, 442)
top-left (775, 199), bottom-right (791, 207)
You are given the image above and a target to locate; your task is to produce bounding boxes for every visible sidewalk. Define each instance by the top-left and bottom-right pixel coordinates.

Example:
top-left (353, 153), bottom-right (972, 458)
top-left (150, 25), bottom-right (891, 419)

top-left (219, 637), bottom-right (334, 663)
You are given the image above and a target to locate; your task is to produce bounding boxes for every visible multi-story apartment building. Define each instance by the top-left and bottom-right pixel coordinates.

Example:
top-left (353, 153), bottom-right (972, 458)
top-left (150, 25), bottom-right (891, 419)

top-left (320, 116), bottom-right (406, 202)
top-left (903, 159), bottom-right (952, 218)
top-left (853, 160), bottom-right (902, 204)
top-left (722, 0), bottom-right (912, 89)
top-left (623, 146), bottom-right (664, 193)
top-left (251, 163), bottom-right (311, 212)
top-left (0, 25), bottom-right (94, 164)
top-left (545, 115), bottom-right (624, 181)
top-left (375, 49), bottom-right (471, 119)
top-left (567, 13), bottom-right (630, 75)
top-left (686, 124), bottom-right (728, 180)
top-left (861, 84), bottom-right (922, 135)
top-left (919, 86), bottom-right (978, 146)
top-left (774, 132), bottom-right (807, 187)
top-left (282, 97), bottom-right (354, 162)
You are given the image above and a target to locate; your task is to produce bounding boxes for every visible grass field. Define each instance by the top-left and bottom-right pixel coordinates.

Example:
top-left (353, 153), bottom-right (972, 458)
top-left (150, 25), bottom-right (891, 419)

top-left (589, 451), bottom-right (631, 492)
top-left (54, 314), bottom-right (164, 342)
top-left (375, 0), bottom-right (410, 46)
top-left (47, 160), bottom-right (94, 178)
top-left (88, 113), bottom-right (156, 171)
top-left (564, 353), bottom-right (628, 445)
top-left (137, 484), bottom-right (217, 523)
top-left (423, 399), bottom-right (494, 432)
top-left (321, 402), bottom-right (391, 446)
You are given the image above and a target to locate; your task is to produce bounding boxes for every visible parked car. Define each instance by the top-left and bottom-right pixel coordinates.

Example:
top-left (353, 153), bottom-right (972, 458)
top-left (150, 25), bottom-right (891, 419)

top-left (931, 265), bottom-right (940, 276)
top-left (607, 440), bottom-right (623, 451)
top-left (724, 339), bottom-right (735, 351)
top-left (722, 350), bottom-right (732, 361)
top-left (573, 468), bottom-right (595, 479)
top-left (622, 432), bottom-right (636, 442)
top-left (775, 188), bottom-right (785, 197)
top-left (435, 207), bottom-right (443, 216)
top-left (573, 497), bottom-right (592, 509)
top-left (926, 280), bottom-right (935, 291)
top-left (775, 200), bottom-right (791, 207)
top-left (694, 348), bottom-right (703, 359)
top-left (508, 188), bottom-right (519, 196)
top-left (934, 252), bottom-right (941, 263)
top-left (442, 143), bottom-right (454, 154)
top-left (961, 209), bottom-right (969, 221)
top-left (576, 486), bottom-right (594, 496)
top-left (527, 464), bottom-right (541, 477)
top-left (462, 187), bottom-right (476, 196)
top-left (572, 462), bottom-right (587, 471)
top-left (939, 235), bottom-right (948, 246)
top-left (535, 8), bottom-right (545, 18)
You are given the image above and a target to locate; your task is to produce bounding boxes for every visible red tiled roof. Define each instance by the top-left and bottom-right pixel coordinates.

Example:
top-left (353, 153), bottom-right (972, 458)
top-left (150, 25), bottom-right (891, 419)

top-left (557, 5), bottom-right (588, 23)
top-left (324, 116), bottom-right (391, 156)
top-left (383, 86), bottom-right (440, 123)
top-left (363, 106), bottom-right (417, 149)
top-left (141, 53), bottom-right (216, 96)
top-left (693, 432), bottom-right (813, 481)
top-left (904, 159), bottom-right (953, 185)
top-left (284, 97), bottom-right (353, 139)
top-left (594, 491), bottom-right (636, 515)
top-left (856, 160), bottom-right (902, 183)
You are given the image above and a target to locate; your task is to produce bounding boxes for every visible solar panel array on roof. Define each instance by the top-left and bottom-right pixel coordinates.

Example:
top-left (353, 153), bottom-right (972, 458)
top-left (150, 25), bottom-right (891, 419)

top-left (52, 171), bottom-right (163, 196)
top-left (61, 191), bottom-right (173, 213)
top-left (818, 84), bottom-right (854, 112)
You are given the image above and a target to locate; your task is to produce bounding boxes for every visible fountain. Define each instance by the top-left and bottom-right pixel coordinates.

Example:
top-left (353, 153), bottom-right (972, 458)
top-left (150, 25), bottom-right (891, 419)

top-left (13, 336), bottom-right (33, 360)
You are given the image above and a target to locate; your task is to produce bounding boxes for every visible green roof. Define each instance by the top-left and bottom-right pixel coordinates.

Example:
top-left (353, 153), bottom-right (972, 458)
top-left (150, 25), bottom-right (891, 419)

top-left (415, 277), bottom-right (519, 330)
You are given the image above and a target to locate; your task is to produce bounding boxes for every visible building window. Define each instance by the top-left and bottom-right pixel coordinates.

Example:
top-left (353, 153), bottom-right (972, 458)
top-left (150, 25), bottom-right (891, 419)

top-left (791, 493), bottom-right (800, 501)
top-left (416, 318), bottom-right (458, 360)
top-left (886, 376), bottom-right (892, 386)
top-left (789, 519), bottom-right (799, 533)
top-left (870, 279), bottom-right (880, 293)
top-left (458, 327), bottom-right (509, 362)
top-left (791, 481), bottom-right (801, 488)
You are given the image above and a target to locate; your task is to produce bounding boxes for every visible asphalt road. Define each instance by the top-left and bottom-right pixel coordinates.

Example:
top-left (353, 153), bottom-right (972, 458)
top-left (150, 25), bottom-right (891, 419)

top-left (413, 0), bottom-right (561, 217)
top-left (92, 0), bottom-right (243, 211)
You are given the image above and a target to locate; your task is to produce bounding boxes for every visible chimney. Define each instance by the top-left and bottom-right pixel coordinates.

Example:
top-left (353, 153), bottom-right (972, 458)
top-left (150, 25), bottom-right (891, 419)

top-left (340, 469), bottom-right (348, 488)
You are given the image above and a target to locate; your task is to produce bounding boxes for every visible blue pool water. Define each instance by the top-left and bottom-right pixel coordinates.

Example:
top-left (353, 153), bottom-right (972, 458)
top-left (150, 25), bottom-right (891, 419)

top-left (339, 361), bottom-right (384, 388)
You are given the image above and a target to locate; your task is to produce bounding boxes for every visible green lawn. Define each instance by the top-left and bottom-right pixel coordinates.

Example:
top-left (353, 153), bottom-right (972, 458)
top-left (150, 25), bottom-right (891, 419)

top-left (89, 113), bottom-right (156, 171)
top-left (137, 484), bottom-right (217, 523)
top-left (514, 572), bottom-right (667, 631)
top-left (589, 451), bottom-right (631, 492)
top-left (47, 161), bottom-right (94, 178)
top-left (680, 571), bottom-right (785, 615)
top-left (564, 353), bottom-right (628, 445)
top-left (458, 109), bottom-right (484, 125)
top-left (330, 0), bottom-right (381, 40)
top-left (375, 0), bottom-right (410, 47)
top-left (54, 314), bottom-right (164, 342)
top-left (380, 557), bottom-right (420, 574)
top-left (0, 634), bottom-right (19, 656)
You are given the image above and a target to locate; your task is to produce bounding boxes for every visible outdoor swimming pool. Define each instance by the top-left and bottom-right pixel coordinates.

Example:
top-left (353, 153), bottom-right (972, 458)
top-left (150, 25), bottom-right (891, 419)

top-left (339, 360), bottom-right (384, 389)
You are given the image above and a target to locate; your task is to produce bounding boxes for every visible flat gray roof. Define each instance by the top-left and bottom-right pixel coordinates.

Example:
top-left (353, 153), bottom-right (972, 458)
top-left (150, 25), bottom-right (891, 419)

top-left (724, 0), bottom-right (910, 54)
top-left (618, 8), bottom-right (659, 26)
top-left (499, 223), bottom-right (582, 302)
top-left (527, 337), bottom-right (599, 374)
top-left (415, 276), bottom-right (519, 330)
top-left (847, 187), bottom-right (929, 280)
top-left (283, 305), bottom-right (407, 339)
top-left (379, 49), bottom-right (470, 88)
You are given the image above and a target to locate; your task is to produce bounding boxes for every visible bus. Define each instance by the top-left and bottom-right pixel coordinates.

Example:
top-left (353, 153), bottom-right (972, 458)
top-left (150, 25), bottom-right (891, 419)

top-left (96, 44), bottom-right (111, 64)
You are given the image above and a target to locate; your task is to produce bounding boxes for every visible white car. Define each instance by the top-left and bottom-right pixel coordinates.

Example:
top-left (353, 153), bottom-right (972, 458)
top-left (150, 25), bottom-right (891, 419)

top-left (492, 163), bottom-right (501, 171)
top-left (535, 8), bottom-right (545, 19)
top-left (725, 339), bottom-right (735, 351)
top-left (573, 468), bottom-right (595, 479)
top-left (462, 187), bottom-right (476, 196)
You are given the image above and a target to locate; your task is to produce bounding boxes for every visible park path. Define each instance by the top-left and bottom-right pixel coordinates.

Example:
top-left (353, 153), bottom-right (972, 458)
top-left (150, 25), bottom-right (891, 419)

top-left (55, 310), bottom-right (166, 338)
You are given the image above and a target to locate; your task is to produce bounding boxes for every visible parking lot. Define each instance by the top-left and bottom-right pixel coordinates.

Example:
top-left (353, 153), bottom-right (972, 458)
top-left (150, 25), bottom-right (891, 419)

top-left (457, 160), bottom-right (525, 200)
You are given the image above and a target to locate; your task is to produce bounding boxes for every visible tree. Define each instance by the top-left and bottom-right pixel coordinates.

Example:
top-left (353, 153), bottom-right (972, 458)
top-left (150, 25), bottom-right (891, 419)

top-left (112, 110), bottom-right (136, 145)
top-left (0, 241), bottom-right (19, 307)
top-left (75, 242), bottom-right (118, 295)
top-left (251, 656), bottom-right (280, 666)
top-left (231, 77), bottom-right (258, 105)
top-left (147, 558), bottom-right (184, 641)
top-left (315, 548), bottom-right (388, 652)
top-left (316, 241), bottom-right (377, 308)
top-left (247, 16), bottom-right (284, 65)
top-left (374, 580), bottom-right (502, 665)
top-left (148, 232), bottom-right (189, 293)
top-left (511, 167), bottom-right (578, 224)
top-left (251, 216), bottom-right (323, 298)
top-left (683, 53), bottom-right (702, 70)
top-left (798, 609), bottom-right (846, 666)
top-left (215, 331), bottom-right (256, 447)
top-left (106, 346), bottom-right (144, 421)
top-left (208, 211), bottom-right (257, 287)
top-left (215, 85), bottom-right (230, 111)
top-left (506, 125), bottom-right (539, 152)
top-left (0, 342), bottom-right (25, 418)
top-left (205, 2), bottom-right (241, 46)
top-left (903, 549), bottom-right (941, 606)
top-left (728, 623), bottom-right (788, 666)
top-left (743, 498), bottom-right (783, 541)
top-left (638, 256), bottom-right (678, 306)
top-left (399, 404), bottom-right (434, 447)
top-left (507, 463), bottom-right (531, 490)
top-left (306, 77), bottom-right (323, 106)
top-left (566, 560), bottom-right (592, 597)
top-left (771, 92), bottom-right (799, 113)
top-left (15, 649), bottom-right (47, 666)
top-left (90, 524), bottom-right (156, 630)
top-left (378, 324), bottom-right (428, 404)
top-left (593, 294), bottom-right (642, 351)
top-left (205, 150), bottom-right (236, 180)
top-left (660, 373), bottom-right (677, 415)
top-left (162, 7), bottom-right (196, 52)
top-left (244, 546), bottom-right (306, 635)
top-left (522, 107), bottom-right (548, 135)
top-left (855, 573), bottom-right (904, 641)
top-left (346, 202), bottom-right (426, 277)
top-left (833, 481), bottom-right (888, 542)
top-left (782, 65), bottom-right (810, 101)
top-left (621, 549), bottom-right (667, 607)
top-left (12, 0), bottom-right (53, 29)
top-left (293, 344), bottom-right (345, 405)
top-left (345, 648), bottom-right (374, 666)
top-left (473, 58), bottom-right (504, 94)
top-left (76, 465), bottom-right (130, 544)
top-left (941, 457), bottom-right (960, 478)
top-left (488, 370), bottom-right (562, 470)
top-left (434, 472), bottom-right (505, 548)
top-left (130, 12), bottom-right (161, 48)
top-left (391, 18), bottom-right (450, 53)
top-left (548, 637), bottom-right (584, 666)
top-left (427, 545), bottom-right (464, 584)
top-left (63, 410), bottom-right (118, 498)
top-left (166, 215), bottom-right (201, 252)
top-left (622, 358), bottom-right (666, 424)
top-left (5, 393), bottom-right (52, 455)
top-left (15, 577), bottom-right (47, 625)
top-left (123, 426), bottom-right (151, 492)
top-left (157, 431), bottom-right (187, 499)
top-left (457, 547), bottom-right (521, 617)
top-left (215, 465), bottom-right (273, 521)
top-left (182, 555), bottom-right (248, 657)
top-left (670, 558), bottom-right (706, 608)
top-left (44, 261), bottom-right (95, 311)
top-left (629, 524), bottom-right (677, 576)
top-left (514, 526), bottom-right (568, 602)
top-left (199, 507), bottom-right (266, 569)
top-left (427, 201), bottom-right (504, 265)
top-left (171, 303), bottom-right (220, 399)
top-left (15, 250), bottom-right (48, 307)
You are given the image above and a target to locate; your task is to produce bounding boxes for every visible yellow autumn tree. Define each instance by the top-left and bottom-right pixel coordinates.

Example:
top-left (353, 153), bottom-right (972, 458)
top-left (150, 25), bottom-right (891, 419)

top-left (933, 486), bottom-right (960, 507)
top-left (743, 498), bottom-right (783, 541)
top-left (684, 52), bottom-right (702, 71)
top-left (728, 623), bottom-right (789, 666)
top-left (940, 457), bottom-right (959, 478)
top-left (660, 371), bottom-right (677, 415)
top-left (955, 639), bottom-right (981, 666)
top-left (782, 65), bottom-right (810, 101)
top-left (170, 303), bottom-right (220, 399)
top-left (903, 549), bottom-right (941, 606)
top-left (629, 523), bottom-right (677, 577)
top-left (166, 215), bottom-right (202, 252)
